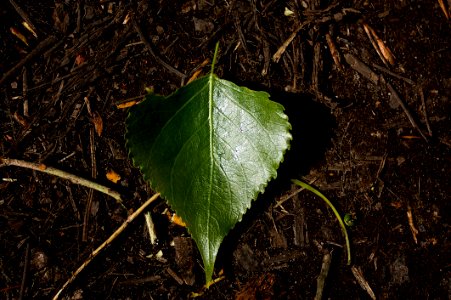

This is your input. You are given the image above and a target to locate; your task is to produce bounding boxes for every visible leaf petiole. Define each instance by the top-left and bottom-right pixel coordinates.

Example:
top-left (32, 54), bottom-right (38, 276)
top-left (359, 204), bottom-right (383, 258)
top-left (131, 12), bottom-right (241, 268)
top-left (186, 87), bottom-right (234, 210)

top-left (292, 179), bottom-right (351, 265)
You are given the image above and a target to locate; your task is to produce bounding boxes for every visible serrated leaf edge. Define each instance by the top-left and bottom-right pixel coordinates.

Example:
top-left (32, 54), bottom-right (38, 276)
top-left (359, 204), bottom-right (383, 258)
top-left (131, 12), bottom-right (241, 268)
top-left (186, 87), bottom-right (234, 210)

top-left (125, 75), bottom-right (292, 283)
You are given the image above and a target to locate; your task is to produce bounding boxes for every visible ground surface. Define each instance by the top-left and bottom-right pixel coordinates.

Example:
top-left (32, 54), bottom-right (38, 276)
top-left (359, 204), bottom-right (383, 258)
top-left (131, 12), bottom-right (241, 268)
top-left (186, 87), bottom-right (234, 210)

top-left (0, 0), bottom-right (450, 299)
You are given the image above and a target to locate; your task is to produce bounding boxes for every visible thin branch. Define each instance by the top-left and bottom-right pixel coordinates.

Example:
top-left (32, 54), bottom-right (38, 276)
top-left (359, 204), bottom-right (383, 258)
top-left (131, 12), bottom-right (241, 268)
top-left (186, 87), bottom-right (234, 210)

top-left (419, 88), bottom-right (433, 136)
top-left (371, 63), bottom-right (415, 85)
top-left (18, 241), bottom-right (30, 300)
top-left (9, 0), bottom-right (39, 36)
top-left (315, 251), bottom-right (332, 300)
top-left (0, 157), bottom-right (122, 204)
top-left (52, 193), bottom-right (161, 300)
top-left (132, 19), bottom-right (186, 79)
top-left (0, 35), bottom-right (57, 86)
top-left (272, 21), bottom-right (310, 63)
top-left (382, 76), bottom-right (428, 142)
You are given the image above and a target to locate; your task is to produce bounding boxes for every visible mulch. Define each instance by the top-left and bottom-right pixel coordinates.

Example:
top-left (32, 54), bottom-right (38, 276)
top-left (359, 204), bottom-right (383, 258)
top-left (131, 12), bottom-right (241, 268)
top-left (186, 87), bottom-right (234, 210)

top-left (1, 0), bottom-right (450, 299)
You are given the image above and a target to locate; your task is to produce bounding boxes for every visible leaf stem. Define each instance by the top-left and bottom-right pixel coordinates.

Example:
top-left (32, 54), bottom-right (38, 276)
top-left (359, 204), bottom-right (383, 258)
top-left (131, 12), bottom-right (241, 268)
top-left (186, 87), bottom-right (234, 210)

top-left (210, 42), bottom-right (220, 75)
top-left (0, 157), bottom-right (123, 205)
top-left (292, 179), bottom-right (352, 265)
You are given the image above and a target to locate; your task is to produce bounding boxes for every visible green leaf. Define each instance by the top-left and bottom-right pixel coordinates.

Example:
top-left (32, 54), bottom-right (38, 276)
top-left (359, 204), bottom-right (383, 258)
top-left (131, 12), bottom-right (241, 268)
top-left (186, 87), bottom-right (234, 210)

top-left (126, 70), bottom-right (291, 283)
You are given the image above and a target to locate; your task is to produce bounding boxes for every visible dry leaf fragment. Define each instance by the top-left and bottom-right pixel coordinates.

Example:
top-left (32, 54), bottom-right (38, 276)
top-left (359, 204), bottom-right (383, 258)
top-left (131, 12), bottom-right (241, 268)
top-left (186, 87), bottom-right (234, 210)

top-left (122, 12), bottom-right (131, 25)
top-left (10, 27), bottom-right (29, 46)
top-left (22, 21), bottom-right (38, 38)
top-left (13, 111), bottom-right (28, 127)
top-left (325, 33), bottom-right (343, 71)
top-left (171, 213), bottom-right (187, 227)
top-left (407, 205), bottom-right (419, 244)
top-left (116, 100), bottom-right (138, 109)
top-left (91, 111), bottom-right (103, 136)
top-left (438, 0), bottom-right (450, 19)
top-left (187, 69), bottom-right (203, 84)
top-left (106, 170), bottom-right (121, 183)
top-left (53, 3), bottom-right (69, 33)
top-left (75, 54), bottom-right (85, 65)
top-left (362, 22), bottom-right (395, 66)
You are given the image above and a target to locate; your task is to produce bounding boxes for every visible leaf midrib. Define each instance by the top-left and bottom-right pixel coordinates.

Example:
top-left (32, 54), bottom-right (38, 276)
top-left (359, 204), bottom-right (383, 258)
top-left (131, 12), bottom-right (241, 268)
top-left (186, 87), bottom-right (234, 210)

top-left (207, 72), bottom-right (215, 258)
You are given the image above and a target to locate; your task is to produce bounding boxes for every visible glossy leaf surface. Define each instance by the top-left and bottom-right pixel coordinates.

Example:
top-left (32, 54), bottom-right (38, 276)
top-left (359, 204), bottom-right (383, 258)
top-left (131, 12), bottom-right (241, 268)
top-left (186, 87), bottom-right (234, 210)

top-left (126, 73), bottom-right (291, 283)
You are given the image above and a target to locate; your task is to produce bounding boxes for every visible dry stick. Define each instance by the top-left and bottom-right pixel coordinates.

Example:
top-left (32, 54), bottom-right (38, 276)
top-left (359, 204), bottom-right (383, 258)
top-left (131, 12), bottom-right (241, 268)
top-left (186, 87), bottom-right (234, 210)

top-left (272, 21), bottom-right (310, 63)
top-left (343, 53), bottom-right (379, 84)
top-left (371, 63), bottom-right (415, 85)
top-left (382, 76), bottom-right (429, 142)
top-left (0, 35), bottom-right (57, 86)
top-left (351, 266), bottom-right (376, 300)
top-left (22, 67), bottom-right (29, 117)
top-left (362, 22), bottom-right (389, 67)
top-left (344, 55), bottom-right (428, 142)
top-left (325, 33), bottom-right (343, 71)
top-left (0, 157), bottom-right (123, 204)
top-left (314, 251), bottom-right (332, 300)
top-left (82, 126), bottom-right (97, 242)
top-left (18, 241), bottom-right (30, 300)
top-left (419, 88), bottom-right (433, 136)
top-left (9, 0), bottom-right (39, 36)
top-left (132, 19), bottom-right (186, 79)
top-left (52, 193), bottom-right (161, 300)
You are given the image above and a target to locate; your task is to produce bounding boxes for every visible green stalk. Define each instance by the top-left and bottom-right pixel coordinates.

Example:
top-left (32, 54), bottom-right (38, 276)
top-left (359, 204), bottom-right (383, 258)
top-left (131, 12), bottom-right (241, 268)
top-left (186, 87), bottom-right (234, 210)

top-left (292, 179), bottom-right (351, 265)
top-left (210, 42), bottom-right (220, 74)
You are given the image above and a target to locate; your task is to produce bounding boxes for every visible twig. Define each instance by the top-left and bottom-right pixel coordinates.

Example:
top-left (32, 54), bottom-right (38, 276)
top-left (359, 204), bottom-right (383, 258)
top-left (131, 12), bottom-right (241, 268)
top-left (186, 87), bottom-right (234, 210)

top-left (9, 0), bottom-right (39, 36)
top-left (272, 21), bottom-right (310, 63)
top-left (343, 53), bottom-right (379, 84)
top-left (381, 76), bottom-right (428, 142)
top-left (144, 211), bottom-right (158, 245)
top-left (314, 251), bottom-right (332, 300)
top-left (82, 126), bottom-right (97, 242)
top-left (132, 19), bottom-right (186, 79)
top-left (52, 193), bottom-right (161, 300)
top-left (407, 204), bottom-right (419, 244)
top-left (22, 67), bottom-right (29, 117)
top-left (0, 157), bottom-right (123, 204)
top-left (351, 266), bottom-right (376, 300)
top-left (438, 0), bottom-right (450, 19)
top-left (18, 241), bottom-right (30, 300)
top-left (419, 88), bottom-right (433, 136)
top-left (371, 63), bottom-right (415, 85)
top-left (362, 21), bottom-right (390, 67)
top-left (312, 42), bottom-right (323, 96)
top-left (325, 33), bottom-right (343, 71)
top-left (0, 35), bottom-right (57, 86)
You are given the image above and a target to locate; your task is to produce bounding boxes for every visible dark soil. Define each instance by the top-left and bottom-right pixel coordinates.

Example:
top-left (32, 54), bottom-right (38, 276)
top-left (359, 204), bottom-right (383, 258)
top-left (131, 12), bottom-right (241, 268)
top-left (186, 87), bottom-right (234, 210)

top-left (1, 0), bottom-right (450, 299)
